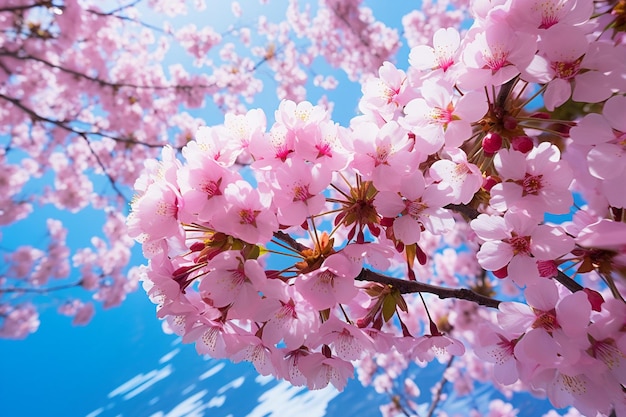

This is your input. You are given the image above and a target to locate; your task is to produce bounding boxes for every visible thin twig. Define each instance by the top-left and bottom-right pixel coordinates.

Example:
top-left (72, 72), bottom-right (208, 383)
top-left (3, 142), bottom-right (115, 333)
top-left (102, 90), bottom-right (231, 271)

top-left (1, 280), bottom-right (83, 294)
top-left (426, 357), bottom-right (454, 417)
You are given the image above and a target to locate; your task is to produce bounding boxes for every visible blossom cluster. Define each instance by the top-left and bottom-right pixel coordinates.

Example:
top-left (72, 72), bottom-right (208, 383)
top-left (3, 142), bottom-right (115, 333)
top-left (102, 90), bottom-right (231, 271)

top-left (131, 0), bottom-right (626, 412)
top-left (0, 0), bottom-right (404, 337)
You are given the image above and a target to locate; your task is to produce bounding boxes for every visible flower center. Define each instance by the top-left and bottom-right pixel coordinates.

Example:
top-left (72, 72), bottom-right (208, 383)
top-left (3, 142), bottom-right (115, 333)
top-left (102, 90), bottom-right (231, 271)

top-left (551, 58), bottom-right (582, 80)
top-left (405, 200), bottom-right (427, 219)
top-left (520, 173), bottom-right (543, 195)
top-left (372, 144), bottom-right (391, 166)
top-left (533, 0), bottom-right (564, 29)
top-left (239, 209), bottom-right (259, 225)
top-left (506, 235), bottom-right (531, 255)
top-left (293, 184), bottom-right (313, 202)
top-left (429, 102), bottom-right (456, 126)
top-left (319, 269), bottom-right (335, 284)
top-left (484, 47), bottom-right (510, 71)
top-left (201, 179), bottom-right (221, 198)
top-left (531, 308), bottom-right (560, 331)
top-left (559, 374), bottom-right (587, 395)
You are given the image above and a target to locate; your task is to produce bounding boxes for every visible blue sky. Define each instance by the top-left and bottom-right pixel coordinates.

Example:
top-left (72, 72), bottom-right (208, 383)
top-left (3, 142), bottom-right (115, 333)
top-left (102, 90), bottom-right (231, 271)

top-left (0, 1), bottom-right (570, 416)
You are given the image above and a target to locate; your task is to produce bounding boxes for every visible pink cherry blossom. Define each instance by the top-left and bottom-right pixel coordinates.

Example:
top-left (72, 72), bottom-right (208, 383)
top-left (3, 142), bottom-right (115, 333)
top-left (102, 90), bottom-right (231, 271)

top-left (569, 95), bottom-right (626, 207)
top-left (349, 120), bottom-right (423, 191)
top-left (260, 287), bottom-right (319, 350)
top-left (212, 180), bottom-right (278, 245)
top-left (430, 149), bottom-right (483, 204)
top-left (529, 26), bottom-right (619, 110)
top-left (297, 351), bottom-right (355, 391)
top-left (459, 19), bottom-right (537, 89)
top-left (360, 61), bottom-right (412, 121)
top-left (401, 78), bottom-right (488, 152)
top-left (507, 0), bottom-right (594, 32)
top-left (270, 158), bottom-right (332, 226)
top-left (295, 253), bottom-right (360, 311)
top-left (374, 171), bottom-right (455, 245)
top-left (412, 332), bottom-right (466, 363)
top-left (308, 315), bottom-right (376, 361)
top-left (471, 210), bottom-right (574, 286)
top-left (199, 251), bottom-right (266, 316)
top-left (409, 27), bottom-right (461, 73)
top-left (490, 143), bottom-right (574, 217)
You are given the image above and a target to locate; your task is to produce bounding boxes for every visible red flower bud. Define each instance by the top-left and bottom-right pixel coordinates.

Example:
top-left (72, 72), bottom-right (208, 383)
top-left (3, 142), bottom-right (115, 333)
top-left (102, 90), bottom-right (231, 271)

top-left (482, 176), bottom-right (499, 192)
top-left (493, 265), bottom-right (508, 279)
top-left (482, 132), bottom-right (503, 155)
top-left (582, 288), bottom-right (605, 312)
top-left (511, 136), bottom-right (533, 153)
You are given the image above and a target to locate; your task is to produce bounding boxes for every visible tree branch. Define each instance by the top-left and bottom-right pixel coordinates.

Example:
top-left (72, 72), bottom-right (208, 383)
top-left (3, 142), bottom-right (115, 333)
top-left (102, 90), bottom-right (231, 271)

top-left (0, 3), bottom-right (48, 13)
top-left (0, 280), bottom-right (83, 294)
top-left (426, 356), bottom-right (454, 417)
top-left (0, 93), bottom-right (129, 202)
top-left (356, 268), bottom-right (501, 309)
top-left (444, 203), bottom-right (481, 221)
top-left (555, 269), bottom-right (584, 292)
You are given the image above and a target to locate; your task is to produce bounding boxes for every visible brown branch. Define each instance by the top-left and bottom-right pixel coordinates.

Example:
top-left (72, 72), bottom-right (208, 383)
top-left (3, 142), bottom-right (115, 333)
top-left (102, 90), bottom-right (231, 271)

top-left (0, 3), bottom-right (48, 13)
top-left (273, 231), bottom-right (308, 253)
top-left (77, 131), bottom-right (129, 202)
top-left (2, 51), bottom-right (209, 91)
top-left (0, 280), bottom-right (83, 294)
top-left (0, 93), bottom-right (129, 201)
top-left (555, 269), bottom-right (584, 293)
top-left (444, 203), bottom-right (480, 221)
top-left (356, 268), bottom-right (502, 309)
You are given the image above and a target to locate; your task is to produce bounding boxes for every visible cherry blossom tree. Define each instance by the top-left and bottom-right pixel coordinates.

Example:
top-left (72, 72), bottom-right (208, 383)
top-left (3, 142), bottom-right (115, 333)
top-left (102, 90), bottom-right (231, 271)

top-left (3, 0), bottom-right (626, 416)
top-left (0, 0), bottom-right (401, 337)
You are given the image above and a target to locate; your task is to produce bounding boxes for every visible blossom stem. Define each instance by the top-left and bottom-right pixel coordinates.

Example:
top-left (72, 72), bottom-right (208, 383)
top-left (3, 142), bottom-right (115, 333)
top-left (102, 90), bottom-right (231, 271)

top-left (263, 248), bottom-right (302, 258)
top-left (329, 183), bottom-right (352, 200)
top-left (600, 272), bottom-right (625, 302)
top-left (514, 83), bottom-right (546, 111)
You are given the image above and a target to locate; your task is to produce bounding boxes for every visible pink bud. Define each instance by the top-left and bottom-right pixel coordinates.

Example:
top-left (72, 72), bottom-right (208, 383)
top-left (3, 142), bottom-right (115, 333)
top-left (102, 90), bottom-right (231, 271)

top-left (482, 132), bottom-right (503, 155)
top-left (189, 241), bottom-right (206, 252)
top-left (530, 112), bottom-right (551, 119)
top-left (503, 116), bottom-right (517, 130)
top-left (511, 136), bottom-right (533, 153)
top-left (482, 176), bottom-right (498, 192)
top-left (493, 265), bottom-right (508, 279)
top-left (537, 260), bottom-right (558, 278)
top-left (429, 320), bottom-right (441, 336)
top-left (582, 288), bottom-right (605, 312)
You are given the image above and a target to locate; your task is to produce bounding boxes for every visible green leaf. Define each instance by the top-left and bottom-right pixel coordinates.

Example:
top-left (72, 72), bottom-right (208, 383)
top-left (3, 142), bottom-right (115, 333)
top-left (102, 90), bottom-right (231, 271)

top-left (392, 288), bottom-right (408, 313)
top-left (382, 294), bottom-right (396, 322)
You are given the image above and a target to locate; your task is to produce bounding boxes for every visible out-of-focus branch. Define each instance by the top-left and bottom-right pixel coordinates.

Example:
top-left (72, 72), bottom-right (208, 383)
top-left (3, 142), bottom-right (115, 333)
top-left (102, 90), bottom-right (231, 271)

top-left (426, 357), bottom-right (454, 417)
top-left (0, 93), bottom-right (128, 201)
top-left (0, 280), bottom-right (83, 294)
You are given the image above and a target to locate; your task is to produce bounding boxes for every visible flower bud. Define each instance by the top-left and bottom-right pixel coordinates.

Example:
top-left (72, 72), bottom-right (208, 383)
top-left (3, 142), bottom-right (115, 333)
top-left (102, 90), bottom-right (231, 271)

top-left (482, 176), bottom-right (498, 192)
top-left (582, 288), bottom-right (605, 312)
top-left (511, 135), bottom-right (533, 153)
top-left (503, 115), bottom-right (518, 130)
top-left (482, 132), bottom-right (503, 155)
top-left (493, 265), bottom-right (508, 279)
